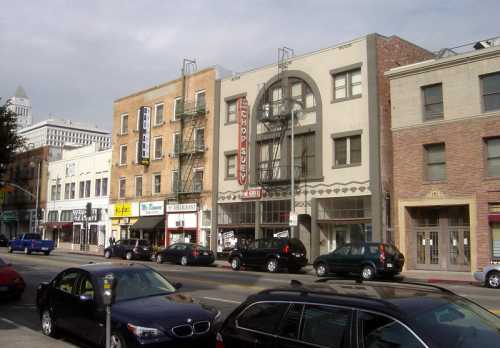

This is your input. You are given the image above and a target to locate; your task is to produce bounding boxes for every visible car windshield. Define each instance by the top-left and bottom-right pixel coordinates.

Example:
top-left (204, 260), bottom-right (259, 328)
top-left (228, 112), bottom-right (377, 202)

top-left (25, 234), bottom-right (41, 240)
top-left (413, 298), bottom-right (500, 347)
top-left (138, 240), bottom-right (150, 246)
top-left (100, 268), bottom-right (176, 302)
top-left (192, 244), bottom-right (208, 251)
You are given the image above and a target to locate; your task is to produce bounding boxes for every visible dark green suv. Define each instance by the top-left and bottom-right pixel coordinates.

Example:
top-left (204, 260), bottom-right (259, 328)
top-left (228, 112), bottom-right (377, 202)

top-left (313, 242), bottom-right (405, 280)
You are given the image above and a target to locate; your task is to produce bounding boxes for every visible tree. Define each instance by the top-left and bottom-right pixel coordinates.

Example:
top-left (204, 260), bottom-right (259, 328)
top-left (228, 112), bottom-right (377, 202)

top-left (0, 101), bottom-right (24, 180)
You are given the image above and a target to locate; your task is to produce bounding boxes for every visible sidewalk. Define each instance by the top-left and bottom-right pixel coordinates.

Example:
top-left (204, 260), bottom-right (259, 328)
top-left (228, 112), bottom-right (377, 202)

top-left (0, 317), bottom-right (74, 348)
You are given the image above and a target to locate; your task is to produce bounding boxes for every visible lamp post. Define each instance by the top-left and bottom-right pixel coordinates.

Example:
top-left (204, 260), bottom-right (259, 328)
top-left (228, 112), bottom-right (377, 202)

top-left (33, 161), bottom-right (41, 234)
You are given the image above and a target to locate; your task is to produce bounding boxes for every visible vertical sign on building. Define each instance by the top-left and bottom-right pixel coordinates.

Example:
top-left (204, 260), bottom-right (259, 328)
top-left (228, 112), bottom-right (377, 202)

top-left (237, 98), bottom-right (248, 185)
top-left (138, 106), bottom-right (151, 166)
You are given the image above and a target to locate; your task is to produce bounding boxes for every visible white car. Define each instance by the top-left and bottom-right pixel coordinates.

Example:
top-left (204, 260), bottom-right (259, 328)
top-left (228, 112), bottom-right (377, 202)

top-left (474, 264), bottom-right (500, 288)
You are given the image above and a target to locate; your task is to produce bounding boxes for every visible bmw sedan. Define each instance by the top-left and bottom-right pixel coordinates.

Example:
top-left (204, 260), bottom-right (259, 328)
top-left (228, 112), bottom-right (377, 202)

top-left (36, 263), bottom-right (221, 347)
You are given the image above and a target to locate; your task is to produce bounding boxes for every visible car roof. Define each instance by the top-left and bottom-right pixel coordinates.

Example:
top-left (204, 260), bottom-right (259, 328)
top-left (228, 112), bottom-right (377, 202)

top-left (77, 262), bottom-right (151, 277)
top-left (251, 279), bottom-right (458, 319)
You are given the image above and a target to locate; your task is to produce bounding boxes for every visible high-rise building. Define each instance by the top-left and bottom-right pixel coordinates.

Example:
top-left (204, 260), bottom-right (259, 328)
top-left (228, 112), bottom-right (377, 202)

top-left (18, 118), bottom-right (111, 150)
top-left (5, 85), bottom-right (33, 130)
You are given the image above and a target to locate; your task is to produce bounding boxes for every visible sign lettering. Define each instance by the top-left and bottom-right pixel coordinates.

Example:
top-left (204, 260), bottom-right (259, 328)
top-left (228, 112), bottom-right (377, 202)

top-left (237, 98), bottom-right (249, 185)
top-left (138, 106), bottom-right (151, 166)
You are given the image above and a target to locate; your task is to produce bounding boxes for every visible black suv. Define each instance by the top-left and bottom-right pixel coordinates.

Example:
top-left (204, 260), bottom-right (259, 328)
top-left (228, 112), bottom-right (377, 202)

top-left (229, 238), bottom-right (307, 273)
top-left (313, 242), bottom-right (404, 280)
top-left (103, 239), bottom-right (152, 260)
top-left (0, 234), bottom-right (8, 247)
top-left (216, 279), bottom-right (500, 348)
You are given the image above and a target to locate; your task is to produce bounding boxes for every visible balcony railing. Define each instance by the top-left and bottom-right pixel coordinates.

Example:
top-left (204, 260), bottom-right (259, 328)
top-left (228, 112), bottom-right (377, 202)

top-left (175, 101), bottom-right (207, 118)
top-left (434, 35), bottom-right (500, 58)
top-left (257, 164), bottom-right (304, 184)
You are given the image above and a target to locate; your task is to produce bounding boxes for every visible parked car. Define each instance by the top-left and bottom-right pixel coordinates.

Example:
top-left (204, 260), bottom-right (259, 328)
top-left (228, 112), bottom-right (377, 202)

top-left (216, 278), bottom-right (500, 348)
top-left (474, 264), bottom-right (500, 288)
top-left (156, 243), bottom-right (215, 266)
top-left (8, 233), bottom-right (54, 255)
top-left (0, 257), bottom-right (25, 299)
top-left (36, 263), bottom-right (221, 347)
top-left (228, 237), bottom-right (307, 273)
top-left (313, 242), bottom-right (405, 280)
top-left (103, 239), bottom-right (152, 260)
top-left (0, 234), bottom-right (9, 247)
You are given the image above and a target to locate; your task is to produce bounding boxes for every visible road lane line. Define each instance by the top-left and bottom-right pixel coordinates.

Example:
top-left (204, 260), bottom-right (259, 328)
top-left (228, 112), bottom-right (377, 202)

top-left (202, 297), bottom-right (241, 304)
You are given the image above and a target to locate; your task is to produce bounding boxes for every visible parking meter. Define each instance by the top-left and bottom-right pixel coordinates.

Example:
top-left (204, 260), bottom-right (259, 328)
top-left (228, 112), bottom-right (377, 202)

top-left (103, 273), bottom-right (115, 348)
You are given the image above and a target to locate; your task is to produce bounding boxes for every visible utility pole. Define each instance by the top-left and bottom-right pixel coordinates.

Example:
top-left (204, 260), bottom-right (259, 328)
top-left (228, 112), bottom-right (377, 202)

top-left (34, 161), bottom-right (41, 234)
top-left (290, 108), bottom-right (297, 238)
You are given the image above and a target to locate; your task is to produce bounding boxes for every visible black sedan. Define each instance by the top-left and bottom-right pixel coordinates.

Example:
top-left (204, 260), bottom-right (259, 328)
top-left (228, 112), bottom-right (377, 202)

top-left (104, 239), bottom-right (152, 261)
top-left (155, 243), bottom-right (215, 266)
top-left (36, 263), bottom-right (221, 347)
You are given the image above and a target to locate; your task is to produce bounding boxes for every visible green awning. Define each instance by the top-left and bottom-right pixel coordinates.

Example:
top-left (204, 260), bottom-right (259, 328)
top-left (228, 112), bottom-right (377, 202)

top-left (130, 216), bottom-right (165, 231)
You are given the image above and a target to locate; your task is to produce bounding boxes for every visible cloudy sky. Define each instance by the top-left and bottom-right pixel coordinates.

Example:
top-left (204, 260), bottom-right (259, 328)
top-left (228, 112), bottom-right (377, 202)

top-left (1, 0), bottom-right (499, 130)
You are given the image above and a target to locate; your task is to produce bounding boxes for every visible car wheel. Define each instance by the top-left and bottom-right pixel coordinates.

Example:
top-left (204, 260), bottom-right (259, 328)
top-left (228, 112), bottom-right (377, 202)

top-left (110, 331), bottom-right (127, 348)
top-left (125, 251), bottom-right (133, 261)
top-left (41, 309), bottom-right (57, 337)
top-left (156, 254), bottom-right (163, 264)
top-left (266, 258), bottom-right (278, 273)
top-left (487, 271), bottom-right (500, 289)
top-left (230, 257), bottom-right (241, 270)
top-left (181, 256), bottom-right (188, 266)
top-left (104, 250), bottom-right (111, 259)
top-left (24, 247), bottom-right (31, 255)
top-left (7, 246), bottom-right (13, 253)
top-left (361, 265), bottom-right (375, 280)
top-left (315, 262), bottom-right (328, 277)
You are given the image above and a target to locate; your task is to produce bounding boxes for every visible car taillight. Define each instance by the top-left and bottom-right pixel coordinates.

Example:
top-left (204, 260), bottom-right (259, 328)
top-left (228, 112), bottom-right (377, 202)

top-left (283, 244), bottom-right (290, 254)
top-left (193, 249), bottom-right (199, 257)
top-left (216, 333), bottom-right (225, 348)
top-left (379, 244), bottom-right (386, 264)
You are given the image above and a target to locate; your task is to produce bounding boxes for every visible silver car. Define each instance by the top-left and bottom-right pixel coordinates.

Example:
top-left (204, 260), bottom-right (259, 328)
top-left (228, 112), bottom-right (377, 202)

top-left (474, 264), bottom-right (500, 288)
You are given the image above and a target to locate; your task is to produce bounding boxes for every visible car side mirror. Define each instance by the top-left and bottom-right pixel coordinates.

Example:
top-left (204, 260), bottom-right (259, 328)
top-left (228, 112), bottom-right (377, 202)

top-left (174, 282), bottom-right (182, 290)
top-left (79, 294), bottom-right (93, 302)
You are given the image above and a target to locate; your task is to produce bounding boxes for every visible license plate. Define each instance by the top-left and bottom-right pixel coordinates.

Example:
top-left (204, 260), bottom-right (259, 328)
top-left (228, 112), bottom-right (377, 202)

top-left (387, 263), bottom-right (393, 268)
top-left (203, 252), bottom-right (208, 256)
top-left (0, 286), bottom-right (8, 292)
top-left (41, 247), bottom-right (48, 251)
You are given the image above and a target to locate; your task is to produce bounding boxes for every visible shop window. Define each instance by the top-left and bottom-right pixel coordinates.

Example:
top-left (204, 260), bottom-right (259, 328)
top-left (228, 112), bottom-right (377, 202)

top-left (89, 225), bottom-right (98, 245)
top-left (218, 202), bottom-right (255, 225)
top-left (319, 196), bottom-right (371, 220)
top-left (262, 200), bottom-right (291, 224)
top-left (73, 225), bottom-right (81, 244)
top-left (60, 210), bottom-right (72, 222)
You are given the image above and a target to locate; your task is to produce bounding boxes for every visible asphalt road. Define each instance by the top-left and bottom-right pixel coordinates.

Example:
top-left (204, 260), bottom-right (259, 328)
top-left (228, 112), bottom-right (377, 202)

top-left (1, 247), bottom-right (499, 347)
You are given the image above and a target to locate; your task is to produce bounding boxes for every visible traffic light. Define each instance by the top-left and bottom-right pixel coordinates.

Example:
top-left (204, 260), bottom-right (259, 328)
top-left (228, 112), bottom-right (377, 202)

top-left (86, 202), bottom-right (92, 217)
top-left (37, 208), bottom-right (43, 220)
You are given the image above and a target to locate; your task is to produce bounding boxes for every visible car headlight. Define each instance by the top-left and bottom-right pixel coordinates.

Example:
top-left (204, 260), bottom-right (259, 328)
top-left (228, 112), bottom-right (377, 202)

top-left (127, 323), bottom-right (164, 338)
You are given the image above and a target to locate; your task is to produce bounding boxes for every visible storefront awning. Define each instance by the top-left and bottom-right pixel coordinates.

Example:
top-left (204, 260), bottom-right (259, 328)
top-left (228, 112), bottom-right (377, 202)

top-left (130, 216), bottom-right (165, 231)
top-left (44, 222), bottom-right (73, 229)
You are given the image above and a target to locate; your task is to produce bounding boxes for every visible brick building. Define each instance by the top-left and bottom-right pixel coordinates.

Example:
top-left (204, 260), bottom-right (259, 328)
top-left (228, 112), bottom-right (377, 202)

top-left (387, 37), bottom-right (500, 273)
top-left (214, 34), bottom-right (432, 260)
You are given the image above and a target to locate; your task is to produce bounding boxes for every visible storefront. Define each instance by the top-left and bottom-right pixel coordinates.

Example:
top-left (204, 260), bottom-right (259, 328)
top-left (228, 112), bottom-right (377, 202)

top-left (166, 203), bottom-right (198, 246)
top-left (217, 201), bottom-right (256, 252)
top-left (0, 211), bottom-right (18, 240)
top-left (129, 201), bottom-right (165, 247)
top-left (110, 202), bottom-right (139, 243)
top-left (72, 208), bottom-right (106, 252)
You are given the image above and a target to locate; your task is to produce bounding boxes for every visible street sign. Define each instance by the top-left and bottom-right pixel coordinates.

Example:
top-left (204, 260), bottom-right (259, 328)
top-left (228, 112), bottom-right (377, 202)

top-left (289, 212), bottom-right (298, 227)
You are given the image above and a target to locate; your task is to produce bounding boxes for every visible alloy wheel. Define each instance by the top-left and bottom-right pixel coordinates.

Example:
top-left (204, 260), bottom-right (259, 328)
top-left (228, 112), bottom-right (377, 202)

top-left (181, 256), bottom-right (188, 266)
top-left (231, 258), bottom-right (240, 270)
top-left (488, 273), bottom-right (500, 288)
top-left (104, 251), bottom-right (111, 259)
top-left (362, 266), bottom-right (374, 280)
top-left (110, 334), bottom-right (123, 348)
top-left (267, 259), bottom-right (277, 273)
top-left (24, 247), bottom-right (30, 255)
top-left (125, 252), bottom-right (133, 261)
top-left (41, 310), bottom-right (53, 336)
top-left (316, 263), bottom-right (327, 277)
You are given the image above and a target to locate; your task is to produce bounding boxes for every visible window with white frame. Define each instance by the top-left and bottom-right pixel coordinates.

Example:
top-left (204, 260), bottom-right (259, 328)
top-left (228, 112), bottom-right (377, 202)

top-left (101, 178), bottom-right (108, 196)
top-left (226, 153), bottom-right (237, 179)
top-left (135, 176), bottom-right (143, 197)
top-left (173, 133), bottom-right (181, 156)
top-left (95, 178), bottom-right (101, 196)
top-left (173, 97), bottom-right (182, 120)
top-left (154, 137), bottom-right (163, 159)
top-left (195, 90), bottom-right (206, 111)
top-left (120, 114), bottom-right (128, 134)
top-left (79, 181), bottom-right (85, 198)
top-left (119, 177), bottom-right (126, 198)
top-left (333, 134), bottom-right (362, 167)
top-left (227, 100), bottom-right (237, 124)
top-left (70, 182), bottom-right (75, 199)
top-left (85, 180), bottom-right (91, 198)
top-left (333, 68), bottom-right (362, 101)
top-left (193, 169), bottom-right (203, 192)
top-left (64, 183), bottom-right (70, 200)
top-left (195, 128), bottom-right (204, 151)
top-left (152, 173), bottom-right (161, 195)
top-left (119, 144), bottom-right (127, 165)
top-left (154, 103), bottom-right (164, 125)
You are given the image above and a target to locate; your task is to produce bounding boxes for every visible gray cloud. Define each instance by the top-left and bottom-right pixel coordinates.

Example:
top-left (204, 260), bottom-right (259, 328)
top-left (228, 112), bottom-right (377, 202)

top-left (1, 0), bottom-right (499, 130)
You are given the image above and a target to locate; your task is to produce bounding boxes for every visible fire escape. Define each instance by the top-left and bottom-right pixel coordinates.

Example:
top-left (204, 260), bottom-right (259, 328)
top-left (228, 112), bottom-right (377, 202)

top-left (173, 59), bottom-right (207, 200)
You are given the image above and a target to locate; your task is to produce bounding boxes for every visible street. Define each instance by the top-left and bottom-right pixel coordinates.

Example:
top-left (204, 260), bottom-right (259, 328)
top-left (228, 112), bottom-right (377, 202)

top-left (1, 248), bottom-right (500, 347)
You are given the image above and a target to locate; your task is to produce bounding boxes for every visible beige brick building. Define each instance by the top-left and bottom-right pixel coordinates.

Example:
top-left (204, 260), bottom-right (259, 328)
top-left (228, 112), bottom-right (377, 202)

top-left (110, 67), bottom-right (223, 248)
top-left (387, 38), bottom-right (500, 273)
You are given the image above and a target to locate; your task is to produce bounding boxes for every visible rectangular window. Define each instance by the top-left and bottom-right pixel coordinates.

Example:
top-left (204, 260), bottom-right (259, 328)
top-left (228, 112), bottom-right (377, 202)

top-left (425, 143), bottom-right (446, 181)
top-left (135, 176), bottom-right (142, 197)
top-left (101, 178), bottom-right (108, 196)
top-left (172, 170), bottom-right (179, 193)
top-left (195, 128), bottom-right (204, 151)
top-left (119, 145), bottom-right (127, 165)
top-left (482, 72), bottom-right (500, 112)
top-left (95, 178), bottom-right (101, 196)
top-left (226, 154), bottom-right (237, 178)
top-left (258, 141), bottom-right (281, 181)
top-left (85, 180), bottom-right (91, 197)
top-left (486, 137), bottom-right (500, 177)
top-left (227, 100), bottom-right (237, 124)
top-left (290, 133), bottom-right (316, 178)
top-left (193, 170), bottom-right (203, 192)
top-left (56, 184), bottom-right (61, 200)
top-left (195, 90), bottom-right (206, 111)
top-left (173, 133), bottom-right (181, 156)
top-left (64, 183), bottom-right (70, 200)
top-left (51, 185), bottom-right (56, 201)
top-left (422, 83), bottom-right (444, 120)
top-left (154, 103), bottom-right (164, 125)
top-left (153, 173), bottom-right (161, 195)
top-left (120, 114), bottom-right (128, 134)
top-left (154, 137), bottom-right (163, 159)
top-left (119, 177), bottom-right (126, 199)
top-left (79, 181), bottom-right (84, 198)
top-left (70, 182), bottom-right (75, 199)
top-left (333, 134), bottom-right (361, 167)
top-left (333, 68), bottom-right (362, 101)
top-left (173, 97), bottom-right (182, 120)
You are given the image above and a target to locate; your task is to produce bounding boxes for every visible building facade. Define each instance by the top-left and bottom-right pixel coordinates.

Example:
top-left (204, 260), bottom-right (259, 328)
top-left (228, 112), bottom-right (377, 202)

top-left (44, 143), bottom-right (112, 252)
top-left (0, 146), bottom-right (60, 238)
top-left (214, 34), bottom-right (432, 260)
top-left (387, 37), bottom-right (500, 273)
top-left (5, 85), bottom-right (33, 130)
top-left (19, 118), bottom-right (111, 150)
top-left (110, 67), bottom-right (223, 248)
